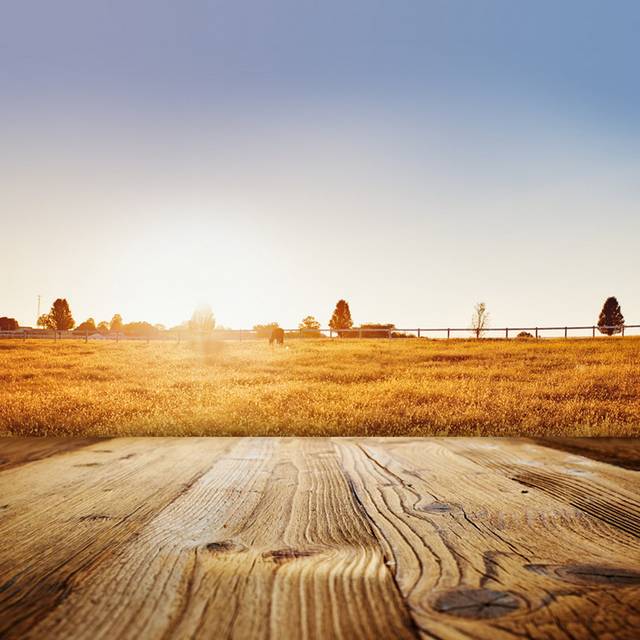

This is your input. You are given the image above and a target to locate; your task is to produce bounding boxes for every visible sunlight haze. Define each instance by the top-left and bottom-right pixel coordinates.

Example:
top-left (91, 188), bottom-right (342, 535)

top-left (2, 1), bottom-right (639, 329)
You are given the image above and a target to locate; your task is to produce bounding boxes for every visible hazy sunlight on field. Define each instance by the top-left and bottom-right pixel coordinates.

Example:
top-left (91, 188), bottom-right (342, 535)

top-left (1, 337), bottom-right (639, 437)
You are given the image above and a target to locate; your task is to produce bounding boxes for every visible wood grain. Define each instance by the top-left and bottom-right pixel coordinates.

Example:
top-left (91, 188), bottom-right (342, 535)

top-left (1, 437), bottom-right (639, 639)
top-left (0, 436), bottom-right (105, 471)
top-left (0, 438), bottom-right (233, 638)
top-left (441, 438), bottom-right (640, 538)
top-left (531, 437), bottom-right (640, 471)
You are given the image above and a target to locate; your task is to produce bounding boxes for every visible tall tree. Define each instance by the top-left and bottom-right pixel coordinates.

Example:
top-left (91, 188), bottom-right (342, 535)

top-left (471, 302), bottom-right (489, 339)
top-left (36, 314), bottom-right (49, 329)
top-left (329, 300), bottom-right (353, 333)
top-left (47, 299), bottom-right (75, 332)
top-left (189, 304), bottom-right (216, 332)
top-left (110, 314), bottom-right (123, 333)
top-left (598, 297), bottom-right (624, 336)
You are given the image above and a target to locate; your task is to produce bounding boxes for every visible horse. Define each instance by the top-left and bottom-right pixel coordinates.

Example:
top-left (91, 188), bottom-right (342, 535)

top-left (269, 327), bottom-right (285, 346)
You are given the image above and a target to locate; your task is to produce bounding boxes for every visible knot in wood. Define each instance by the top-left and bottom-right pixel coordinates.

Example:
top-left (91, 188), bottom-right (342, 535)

top-left (432, 588), bottom-right (520, 619)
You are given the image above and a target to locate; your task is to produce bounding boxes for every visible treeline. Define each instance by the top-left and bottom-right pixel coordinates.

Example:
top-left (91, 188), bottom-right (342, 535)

top-left (0, 295), bottom-right (628, 338)
top-left (33, 299), bottom-right (156, 337)
top-left (257, 296), bottom-right (627, 338)
top-left (2, 299), bottom-right (162, 337)
top-left (1, 300), bottom-right (216, 337)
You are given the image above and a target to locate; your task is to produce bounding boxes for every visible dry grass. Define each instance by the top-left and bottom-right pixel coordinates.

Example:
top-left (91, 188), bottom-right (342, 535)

top-left (1, 337), bottom-right (639, 437)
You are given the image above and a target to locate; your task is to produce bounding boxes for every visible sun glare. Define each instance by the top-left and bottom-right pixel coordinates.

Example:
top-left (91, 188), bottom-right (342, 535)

top-left (112, 215), bottom-right (282, 329)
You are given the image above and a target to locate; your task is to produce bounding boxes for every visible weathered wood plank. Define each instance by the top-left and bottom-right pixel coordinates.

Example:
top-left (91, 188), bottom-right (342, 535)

top-left (2, 437), bottom-right (639, 639)
top-left (0, 437), bottom-right (234, 638)
top-left (334, 438), bottom-right (640, 640)
top-left (0, 436), bottom-right (105, 471)
top-left (442, 438), bottom-right (640, 538)
top-left (16, 438), bottom-right (418, 640)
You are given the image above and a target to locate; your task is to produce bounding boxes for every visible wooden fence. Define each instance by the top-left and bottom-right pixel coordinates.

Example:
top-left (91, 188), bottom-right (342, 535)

top-left (1, 324), bottom-right (639, 342)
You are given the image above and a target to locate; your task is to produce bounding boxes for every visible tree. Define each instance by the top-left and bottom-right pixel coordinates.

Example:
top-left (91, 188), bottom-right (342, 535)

top-left (471, 302), bottom-right (489, 339)
top-left (329, 300), bottom-right (353, 335)
top-left (47, 299), bottom-right (75, 332)
top-left (299, 315), bottom-right (321, 337)
top-left (110, 314), bottom-right (123, 333)
top-left (598, 297), bottom-right (624, 336)
top-left (189, 304), bottom-right (215, 333)
top-left (122, 321), bottom-right (158, 337)
top-left (74, 318), bottom-right (96, 333)
top-left (37, 314), bottom-right (50, 329)
top-left (97, 321), bottom-right (110, 334)
top-left (0, 317), bottom-right (19, 331)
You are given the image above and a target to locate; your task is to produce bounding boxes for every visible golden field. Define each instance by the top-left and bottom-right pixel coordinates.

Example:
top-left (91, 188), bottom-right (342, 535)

top-left (1, 337), bottom-right (639, 437)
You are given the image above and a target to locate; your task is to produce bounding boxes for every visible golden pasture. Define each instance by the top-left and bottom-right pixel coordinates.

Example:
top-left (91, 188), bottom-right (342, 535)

top-left (1, 337), bottom-right (639, 437)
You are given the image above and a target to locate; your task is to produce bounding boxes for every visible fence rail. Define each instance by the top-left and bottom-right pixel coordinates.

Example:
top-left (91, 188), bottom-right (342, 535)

top-left (1, 324), bottom-right (639, 342)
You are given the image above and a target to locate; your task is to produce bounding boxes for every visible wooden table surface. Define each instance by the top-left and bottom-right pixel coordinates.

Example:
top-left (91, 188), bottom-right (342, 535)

top-left (1, 437), bottom-right (639, 639)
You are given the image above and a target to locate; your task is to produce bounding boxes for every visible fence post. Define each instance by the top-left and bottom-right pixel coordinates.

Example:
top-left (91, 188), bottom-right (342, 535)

top-left (417, 328), bottom-right (420, 338)
top-left (329, 329), bottom-right (333, 339)
top-left (85, 330), bottom-right (88, 344)
top-left (592, 326), bottom-right (596, 338)
top-left (622, 325), bottom-right (625, 337)
top-left (564, 327), bottom-right (568, 338)
top-left (535, 327), bottom-right (538, 339)
top-left (359, 328), bottom-right (362, 339)
top-left (447, 328), bottom-right (450, 339)
top-left (505, 328), bottom-right (509, 339)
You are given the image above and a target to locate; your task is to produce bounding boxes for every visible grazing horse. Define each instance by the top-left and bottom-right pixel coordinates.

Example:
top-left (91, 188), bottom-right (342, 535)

top-left (269, 327), bottom-right (285, 346)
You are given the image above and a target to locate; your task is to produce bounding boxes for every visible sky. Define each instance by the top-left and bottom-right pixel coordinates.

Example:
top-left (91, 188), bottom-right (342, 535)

top-left (2, 1), bottom-right (639, 330)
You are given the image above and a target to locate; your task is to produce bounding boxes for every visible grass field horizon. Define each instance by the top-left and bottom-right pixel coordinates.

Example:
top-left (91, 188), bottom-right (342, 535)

top-left (2, 336), bottom-right (639, 438)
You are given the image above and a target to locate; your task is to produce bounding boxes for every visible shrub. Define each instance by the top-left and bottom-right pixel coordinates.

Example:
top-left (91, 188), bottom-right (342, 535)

top-left (0, 317), bottom-right (19, 331)
top-left (360, 323), bottom-right (395, 338)
top-left (253, 323), bottom-right (280, 339)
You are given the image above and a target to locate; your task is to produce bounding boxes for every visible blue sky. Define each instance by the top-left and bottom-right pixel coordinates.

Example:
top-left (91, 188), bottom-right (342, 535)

top-left (2, 1), bottom-right (639, 329)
